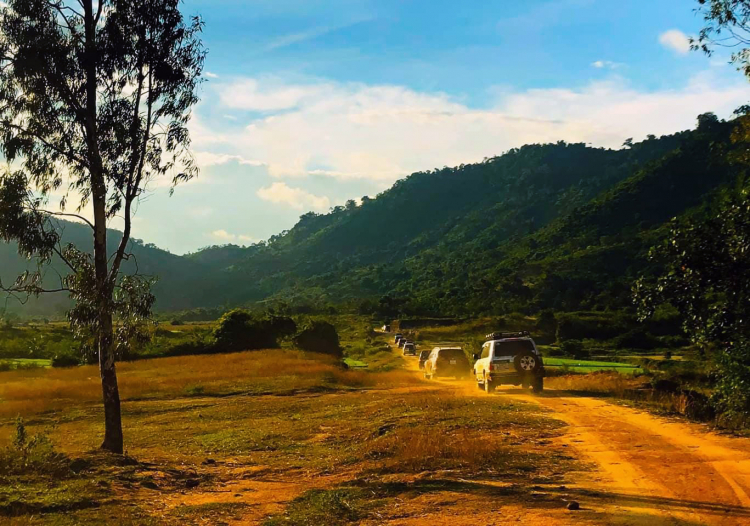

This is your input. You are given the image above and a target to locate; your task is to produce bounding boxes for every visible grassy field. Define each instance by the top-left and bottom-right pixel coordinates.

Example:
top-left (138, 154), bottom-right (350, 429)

top-left (0, 336), bottom-right (580, 525)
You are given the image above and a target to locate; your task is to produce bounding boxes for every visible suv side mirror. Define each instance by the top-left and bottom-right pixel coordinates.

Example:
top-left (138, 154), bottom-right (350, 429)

top-left (472, 353), bottom-right (479, 360)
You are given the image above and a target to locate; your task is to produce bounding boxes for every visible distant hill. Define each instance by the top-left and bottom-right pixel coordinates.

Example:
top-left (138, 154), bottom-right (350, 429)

top-left (0, 220), bottom-right (215, 316)
top-left (1, 114), bottom-right (744, 318)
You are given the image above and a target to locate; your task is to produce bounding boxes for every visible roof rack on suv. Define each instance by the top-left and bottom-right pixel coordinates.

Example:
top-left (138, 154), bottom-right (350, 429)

top-left (485, 331), bottom-right (530, 341)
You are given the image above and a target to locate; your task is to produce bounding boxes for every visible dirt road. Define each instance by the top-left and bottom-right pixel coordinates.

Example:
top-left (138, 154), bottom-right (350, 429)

top-left (399, 343), bottom-right (750, 525)
top-left (503, 387), bottom-right (750, 525)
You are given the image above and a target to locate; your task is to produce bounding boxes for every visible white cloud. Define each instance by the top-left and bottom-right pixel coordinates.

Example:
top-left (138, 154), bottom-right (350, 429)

top-left (257, 182), bottom-right (330, 211)
top-left (659, 29), bottom-right (691, 54)
top-left (205, 71), bottom-right (219, 78)
top-left (192, 151), bottom-right (265, 169)
top-left (217, 78), bottom-right (333, 112)
top-left (210, 229), bottom-right (257, 244)
top-left (191, 71), bottom-right (749, 186)
top-left (592, 60), bottom-right (622, 70)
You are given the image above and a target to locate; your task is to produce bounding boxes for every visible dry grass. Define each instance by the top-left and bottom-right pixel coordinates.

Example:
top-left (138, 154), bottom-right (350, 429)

top-left (371, 426), bottom-right (510, 472)
top-left (546, 372), bottom-right (717, 422)
top-left (546, 371), bottom-right (645, 397)
top-left (0, 350), bottom-right (421, 419)
top-left (356, 389), bottom-right (565, 477)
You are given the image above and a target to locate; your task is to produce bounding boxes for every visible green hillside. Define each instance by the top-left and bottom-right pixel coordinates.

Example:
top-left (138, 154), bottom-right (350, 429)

top-left (190, 114), bottom-right (739, 315)
top-left (1, 114), bottom-right (745, 318)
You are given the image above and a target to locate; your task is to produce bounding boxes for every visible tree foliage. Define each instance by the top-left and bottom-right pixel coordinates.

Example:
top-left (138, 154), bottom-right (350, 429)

top-left (634, 183), bottom-right (750, 426)
top-left (293, 321), bottom-right (342, 358)
top-left (0, 0), bottom-right (204, 453)
top-left (693, 0), bottom-right (750, 77)
top-left (213, 309), bottom-right (297, 352)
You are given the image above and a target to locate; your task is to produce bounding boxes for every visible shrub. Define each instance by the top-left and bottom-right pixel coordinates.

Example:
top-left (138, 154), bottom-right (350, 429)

top-left (535, 309), bottom-right (557, 337)
top-left (615, 327), bottom-right (660, 350)
top-left (51, 353), bottom-right (80, 368)
top-left (213, 310), bottom-right (295, 352)
top-left (559, 339), bottom-right (587, 359)
top-left (0, 418), bottom-right (69, 476)
top-left (170, 319), bottom-right (184, 326)
top-left (545, 346), bottom-right (566, 357)
top-left (293, 321), bottom-right (342, 358)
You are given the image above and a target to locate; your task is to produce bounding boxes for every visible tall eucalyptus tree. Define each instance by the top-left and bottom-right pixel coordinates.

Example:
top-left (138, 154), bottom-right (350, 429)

top-left (0, 0), bottom-right (205, 453)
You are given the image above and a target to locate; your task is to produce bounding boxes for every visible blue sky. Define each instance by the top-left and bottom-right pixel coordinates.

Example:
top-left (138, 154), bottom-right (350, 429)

top-left (127, 0), bottom-right (749, 254)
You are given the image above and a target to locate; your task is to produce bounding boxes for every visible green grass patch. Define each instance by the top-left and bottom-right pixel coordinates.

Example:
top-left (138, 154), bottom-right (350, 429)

top-left (0, 358), bottom-right (51, 370)
top-left (343, 358), bottom-right (368, 368)
top-left (263, 488), bottom-right (367, 526)
top-left (545, 357), bottom-right (642, 374)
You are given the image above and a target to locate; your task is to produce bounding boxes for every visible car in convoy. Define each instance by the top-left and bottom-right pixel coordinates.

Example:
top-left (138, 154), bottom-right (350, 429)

top-left (400, 339), bottom-right (412, 349)
top-left (394, 333), bottom-right (403, 345)
top-left (423, 347), bottom-right (470, 380)
top-left (402, 342), bottom-right (417, 356)
top-left (418, 350), bottom-right (430, 369)
top-left (473, 331), bottom-right (544, 393)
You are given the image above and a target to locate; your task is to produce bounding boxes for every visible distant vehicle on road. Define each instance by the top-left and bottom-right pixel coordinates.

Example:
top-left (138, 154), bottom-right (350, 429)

top-left (403, 342), bottom-right (416, 356)
top-left (383, 324), bottom-right (391, 332)
top-left (399, 339), bottom-right (412, 349)
top-left (473, 331), bottom-right (544, 393)
top-left (423, 347), bottom-right (470, 380)
top-left (394, 333), bottom-right (403, 344)
top-left (418, 350), bottom-right (430, 369)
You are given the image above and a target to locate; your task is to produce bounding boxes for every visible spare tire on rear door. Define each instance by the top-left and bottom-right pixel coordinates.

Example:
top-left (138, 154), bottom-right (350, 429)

top-left (514, 350), bottom-right (540, 374)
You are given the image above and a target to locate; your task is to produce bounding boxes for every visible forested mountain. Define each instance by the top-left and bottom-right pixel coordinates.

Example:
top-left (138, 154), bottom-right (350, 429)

top-left (1, 114), bottom-right (745, 318)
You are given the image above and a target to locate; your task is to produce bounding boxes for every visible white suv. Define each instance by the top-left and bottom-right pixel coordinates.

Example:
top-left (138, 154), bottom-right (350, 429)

top-left (473, 331), bottom-right (544, 393)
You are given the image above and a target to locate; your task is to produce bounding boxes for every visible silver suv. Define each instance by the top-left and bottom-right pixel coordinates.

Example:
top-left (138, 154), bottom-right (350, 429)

top-left (473, 331), bottom-right (544, 393)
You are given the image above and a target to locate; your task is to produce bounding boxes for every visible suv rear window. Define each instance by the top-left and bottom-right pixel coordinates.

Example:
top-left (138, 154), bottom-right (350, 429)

top-left (438, 348), bottom-right (465, 360)
top-left (493, 340), bottom-right (534, 357)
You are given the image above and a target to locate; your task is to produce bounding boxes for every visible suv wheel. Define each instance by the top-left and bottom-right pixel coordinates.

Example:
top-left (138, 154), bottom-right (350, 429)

top-left (484, 375), bottom-right (496, 393)
top-left (514, 350), bottom-right (540, 374)
top-left (532, 376), bottom-right (544, 394)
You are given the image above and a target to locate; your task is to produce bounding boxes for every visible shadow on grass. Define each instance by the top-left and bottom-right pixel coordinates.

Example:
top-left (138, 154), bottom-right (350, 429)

top-left (264, 475), bottom-right (746, 525)
top-left (333, 477), bottom-right (749, 524)
top-left (0, 498), bottom-right (102, 518)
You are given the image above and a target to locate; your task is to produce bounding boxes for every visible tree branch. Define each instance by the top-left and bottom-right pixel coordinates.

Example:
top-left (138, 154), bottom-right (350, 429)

top-left (37, 209), bottom-right (95, 230)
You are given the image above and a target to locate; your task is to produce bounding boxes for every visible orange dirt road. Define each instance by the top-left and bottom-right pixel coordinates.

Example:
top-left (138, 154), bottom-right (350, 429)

top-left (499, 387), bottom-right (750, 525)
top-left (399, 342), bottom-right (750, 525)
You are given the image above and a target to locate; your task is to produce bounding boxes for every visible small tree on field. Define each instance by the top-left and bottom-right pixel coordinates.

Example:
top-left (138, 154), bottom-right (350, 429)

top-left (0, 0), bottom-right (205, 453)
top-left (293, 321), bottom-right (342, 358)
top-left (213, 309), bottom-right (297, 352)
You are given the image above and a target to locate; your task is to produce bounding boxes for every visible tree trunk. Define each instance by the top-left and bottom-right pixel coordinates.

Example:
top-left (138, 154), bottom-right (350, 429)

top-left (94, 203), bottom-right (123, 454)
top-left (83, 0), bottom-right (124, 455)
top-left (99, 312), bottom-right (123, 454)
top-left (93, 190), bottom-right (122, 454)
